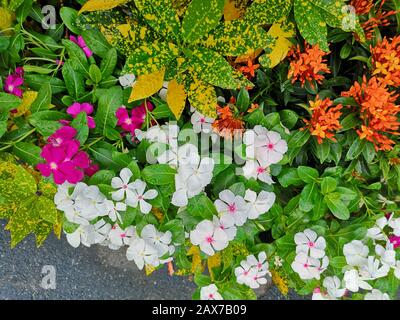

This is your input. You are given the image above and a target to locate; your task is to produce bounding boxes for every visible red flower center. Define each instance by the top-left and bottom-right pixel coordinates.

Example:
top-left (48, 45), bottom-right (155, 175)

top-left (228, 203), bottom-right (236, 213)
top-left (206, 236), bottom-right (214, 243)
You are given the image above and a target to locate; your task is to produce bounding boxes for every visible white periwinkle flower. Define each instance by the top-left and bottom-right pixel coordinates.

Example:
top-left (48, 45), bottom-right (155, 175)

top-left (294, 228), bottom-right (326, 259)
top-left (242, 159), bottom-right (274, 184)
top-left (126, 238), bottom-right (159, 270)
top-left (111, 168), bottom-right (137, 202)
top-left (291, 252), bottom-right (325, 280)
top-left (200, 284), bottom-right (223, 300)
top-left (190, 220), bottom-right (228, 256)
top-left (323, 276), bottom-right (346, 299)
top-left (343, 240), bottom-right (369, 267)
top-left (191, 111), bottom-right (214, 134)
top-left (364, 289), bottom-right (390, 300)
top-left (343, 269), bottom-right (372, 292)
top-left (108, 225), bottom-right (137, 250)
top-left (244, 189), bottom-right (276, 220)
top-left (141, 224), bottom-right (172, 257)
top-left (125, 179), bottom-right (158, 214)
top-left (214, 190), bottom-right (247, 226)
top-left (213, 215), bottom-right (237, 241)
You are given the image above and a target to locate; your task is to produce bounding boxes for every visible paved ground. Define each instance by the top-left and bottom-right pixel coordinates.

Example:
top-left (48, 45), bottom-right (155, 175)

top-left (0, 220), bottom-right (302, 300)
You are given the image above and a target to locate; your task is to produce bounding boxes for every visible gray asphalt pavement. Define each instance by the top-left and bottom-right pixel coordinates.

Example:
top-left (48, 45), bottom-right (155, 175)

top-left (0, 220), bottom-right (302, 300)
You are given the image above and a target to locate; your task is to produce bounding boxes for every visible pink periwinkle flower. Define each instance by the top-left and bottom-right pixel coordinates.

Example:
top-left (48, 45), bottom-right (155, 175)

top-left (116, 102), bottom-right (153, 135)
top-left (70, 35), bottom-right (93, 58)
top-left (84, 163), bottom-right (100, 177)
top-left (67, 102), bottom-right (96, 129)
top-left (37, 127), bottom-right (91, 185)
top-left (390, 235), bottom-right (400, 249)
top-left (4, 67), bottom-right (24, 98)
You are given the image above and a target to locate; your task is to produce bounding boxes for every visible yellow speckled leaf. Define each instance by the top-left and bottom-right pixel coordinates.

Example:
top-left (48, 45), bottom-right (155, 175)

top-left (0, 7), bottom-right (14, 32)
top-left (128, 68), bottom-right (165, 103)
top-left (187, 76), bottom-right (217, 118)
top-left (166, 79), bottom-right (187, 120)
top-left (145, 264), bottom-right (157, 276)
top-left (79, 0), bottom-right (129, 13)
top-left (223, 0), bottom-right (245, 21)
top-left (235, 48), bottom-right (263, 64)
top-left (259, 21), bottom-right (294, 68)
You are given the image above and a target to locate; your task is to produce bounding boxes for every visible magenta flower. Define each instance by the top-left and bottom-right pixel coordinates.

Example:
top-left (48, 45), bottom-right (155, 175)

top-left (37, 144), bottom-right (85, 184)
top-left (70, 35), bottom-right (93, 58)
top-left (116, 102), bottom-right (153, 135)
top-left (67, 102), bottom-right (96, 129)
top-left (37, 126), bottom-right (91, 185)
top-left (4, 67), bottom-right (24, 98)
top-left (47, 126), bottom-right (77, 147)
top-left (390, 235), bottom-right (400, 249)
top-left (84, 163), bottom-right (100, 177)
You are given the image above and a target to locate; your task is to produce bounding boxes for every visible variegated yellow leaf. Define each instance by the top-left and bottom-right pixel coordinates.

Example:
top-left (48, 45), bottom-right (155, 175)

top-left (187, 75), bottom-right (217, 118)
top-left (223, 0), bottom-right (245, 21)
top-left (0, 7), bottom-right (14, 33)
top-left (207, 252), bottom-right (221, 280)
top-left (259, 21), bottom-right (295, 69)
top-left (79, 0), bottom-right (129, 14)
top-left (166, 79), bottom-right (187, 120)
top-left (11, 91), bottom-right (38, 117)
top-left (235, 48), bottom-right (263, 64)
top-left (128, 68), bottom-right (165, 103)
top-left (145, 264), bottom-right (156, 276)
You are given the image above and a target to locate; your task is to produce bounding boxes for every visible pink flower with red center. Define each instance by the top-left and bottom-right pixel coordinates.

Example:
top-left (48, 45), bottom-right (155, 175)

top-left (390, 235), bottom-right (400, 249)
top-left (116, 102), bottom-right (153, 136)
top-left (70, 35), bottom-right (92, 58)
top-left (67, 102), bottom-right (96, 129)
top-left (190, 220), bottom-right (228, 256)
top-left (214, 189), bottom-right (248, 226)
top-left (200, 284), bottom-right (223, 300)
top-left (294, 228), bottom-right (326, 259)
top-left (4, 67), bottom-right (24, 98)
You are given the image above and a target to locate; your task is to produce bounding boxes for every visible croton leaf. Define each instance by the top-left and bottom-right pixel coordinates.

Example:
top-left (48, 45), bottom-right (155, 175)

top-left (128, 68), bottom-right (165, 102)
top-left (189, 47), bottom-right (239, 89)
top-left (79, 0), bottom-right (129, 13)
top-left (187, 75), bottom-right (217, 118)
top-left (259, 21), bottom-right (295, 68)
top-left (123, 41), bottom-right (179, 76)
top-left (244, 0), bottom-right (293, 25)
top-left (182, 0), bottom-right (225, 44)
top-left (223, 0), bottom-right (246, 21)
top-left (166, 79), bottom-right (187, 120)
top-left (200, 19), bottom-right (274, 57)
top-left (134, 0), bottom-right (181, 40)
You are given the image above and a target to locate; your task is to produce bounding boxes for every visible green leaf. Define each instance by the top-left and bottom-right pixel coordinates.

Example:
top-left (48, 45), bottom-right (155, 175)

top-left (313, 139), bottom-right (330, 164)
top-left (133, 0), bottom-right (181, 40)
top-left (311, 191), bottom-right (327, 221)
top-left (245, 0), bottom-right (293, 25)
top-left (37, 197), bottom-right (58, 224)
top-left (95, 86), bottom-right (123, 139)
top-left (100, 48), bottom-right (118, 80)
top-left (299, 183), bottom-right (316, 212)
top-left (24, 75), bottom-right (66, 94)
top-left (160, 219), bottom-right (185, 244)
top-left (297, 166), bottom-right (319, 183)
top-left (89, 64), bottom-right (102, 84)
top-left (280, 109), bottom-right (298, 129)
top-left (88, 170), bottom-right (116, 185)
top-left (0, 93), bottom-right (22, 113)
top-left (187, 194), bottom-right (218, 219)
top-left (278, 168), bottom-right (303, 187)
top-left (325, 192), bottom-right (350, 220)
top-left (62, 60), bottom-right (85, 99)
top-left (345, 138), bottom-right (366, 161)
top-left (321, 176), bottom-right (337, 194)
top-left (82, 29), bottom-right (111, 59)
top-left (62, 39), bottom-right (89, 76)
top-left (60, 7), bottom-right (82, 34)
top-left (13, 142), bottom-right (42, 166)
top-left (30, 83), bottom-right (51, 113)
top-left (0, 121), bottom-right (7, 139)
top-left (142, 164), bottom-right (176, 185)
top-left (236, 88), bottom-right (250, 112)
top-left (182, 0), bottom-right (225, 43)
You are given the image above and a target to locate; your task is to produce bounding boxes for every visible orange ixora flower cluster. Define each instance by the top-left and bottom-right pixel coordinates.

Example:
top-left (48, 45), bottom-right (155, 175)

top-left (342, 76), bottom-right (400, 151)
top-left (357, 0), bottom-right (398, 40)
top-left (303, 97), bottom-right (343, 144)
top-left (212, 97), bottom-right (245, 139)
top-left (288, 44), bottom-right (331, 88)
top-left (239, 59), bottom-right (260, 79)
top-left (371, 36), bottom-right (400, 87)
top-left (350, 0), bottom-right (374, 15)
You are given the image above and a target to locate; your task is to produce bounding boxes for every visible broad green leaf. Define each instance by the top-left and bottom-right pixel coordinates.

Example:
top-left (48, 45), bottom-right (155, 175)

top-left (62, 39), bottom-right (89, 76)
top-left (0, 93), bottom-right (22, 113)
top-left (13, 142), bottom-right (42, 166)
top-left (62, 60), bottom-right (85, 99)
top-left (142, 164), bottom-right (176, 185)
top-left (82, 29), bottom-right (111, 58)
top-left (321, 176), bottom-right (337, 194)
top-left (95, 86), bottom-right (123, 138)
top-left (30, 83), bottom-right (51, 113)
top-left (182, 0), bottom-right (225, 43)
top-left (100, 48), bottom-right (118, 80)
top-left (325, 192), bottom-right (350, 220)
top-left (299, 183), bottom-right (316, 212)
top-left (245, 0), bottom-right (293, 25)
top-left (297, 166), bottom-right (319, 183)
top-left (60, 7), bottom-right (82, 34)
top-left (71, 112), bottom-right (89, 144)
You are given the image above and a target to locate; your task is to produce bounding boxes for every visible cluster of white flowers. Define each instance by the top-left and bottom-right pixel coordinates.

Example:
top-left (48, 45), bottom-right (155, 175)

top-left (111, 168), bottom-right (158, 214)
top-left (190, 189), bottom-right (275, 256)
top-left (311, 214), bottom-right (400, 300)
top-left (235, 252), bottom-right (270, 289)
top-left (127, 224), bottom-right (175, 270)
top-left (291, 229), bottom-right (329, 280)
top-left (242, 125), bottom-right (288, 184)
